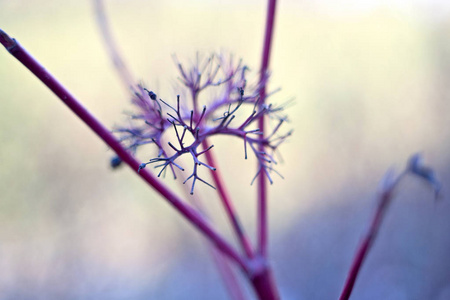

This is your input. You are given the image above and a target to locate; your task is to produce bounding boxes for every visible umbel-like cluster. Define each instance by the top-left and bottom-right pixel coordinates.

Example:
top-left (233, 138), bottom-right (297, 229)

top-left (115, 54), bottom-right (291, 194)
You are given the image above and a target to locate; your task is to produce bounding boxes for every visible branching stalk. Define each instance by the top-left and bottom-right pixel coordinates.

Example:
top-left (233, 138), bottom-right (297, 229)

top-left (257, 0), bottom-right (278, 258)
top-left (202, 139), bottom-right (254, 258)
top-left (0, 29), bottom-right (247, 272)
top-left (339, 155), bottom-right (441, 300)
top-left (339, 171), bottom-right (405, 300)
top-left (93, 0), bottom-right (136, 92)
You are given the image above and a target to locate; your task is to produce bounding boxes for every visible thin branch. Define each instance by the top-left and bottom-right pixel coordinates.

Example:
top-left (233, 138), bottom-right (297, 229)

top-left (339, 170), bottom-right (405, 300)
top-left (0, 29), bottom-right (247, 272)
top-left (210, 248), bottom-right (249, 300)
top-left (339, 154), bottom-right (441, 300)
top-left (202, 139), bottom-right (255, 258)
top-left (176, 169), bottom-right (248, 300)
top-left (257, 0), bottom-right (278, 258)
top-left (93, 0), bottom-right (136, 92)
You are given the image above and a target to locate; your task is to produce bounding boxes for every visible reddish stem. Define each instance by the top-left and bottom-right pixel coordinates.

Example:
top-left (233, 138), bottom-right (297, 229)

top-left (202, 139), bottom-right (254, 258)
top-left (179, 170), bottom-right (248, 300)
top-left (339, 172), bottom-right (405, 300)
top-left (210, 247), bottom-right (248, 300)
top-left (248, 1), bottom-right (281, 298)
top-left (257, 0), bottom-right (277, 257)
top-left (247, 255), bottom-right (280, 300)
top-left (251, 268), bottom-right (280, 300)
top-left (0, 29), bottom-right (246, 272)
top-left (92, 1), bottom-right (250, 294)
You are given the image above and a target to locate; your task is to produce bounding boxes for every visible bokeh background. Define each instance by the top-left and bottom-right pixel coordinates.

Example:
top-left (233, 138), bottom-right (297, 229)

top-left (1, 0), bottom-right (450, 299)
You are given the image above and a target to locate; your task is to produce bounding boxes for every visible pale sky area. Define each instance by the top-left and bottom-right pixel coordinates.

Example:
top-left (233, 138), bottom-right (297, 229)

top-left (287, 0), bottom-right (450, 18)
top-left (185, 0), bottom-right (450, 20)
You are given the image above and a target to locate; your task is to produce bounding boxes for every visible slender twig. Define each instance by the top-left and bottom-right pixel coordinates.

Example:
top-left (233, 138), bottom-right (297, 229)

top-left (186, 52), bottom-right (255, 258)
top-left (257, 0), bottom-right (277, 258)
top-left (210, 248), bottom-right (248, 300)
top-left (92, 1), bottom-right (254, 292)
top-left (339, 156), bottom-right (441, 300)
top-left (177, 168), bottom-right (248, 300)
top-left (0, 29), bottom-right (247, 272)
top-left (339, 170), bottom-right (405, 300)
top-left (93, 0), bottom-right (136, 92)
top-left (202, 139), bottom-right (254, 258)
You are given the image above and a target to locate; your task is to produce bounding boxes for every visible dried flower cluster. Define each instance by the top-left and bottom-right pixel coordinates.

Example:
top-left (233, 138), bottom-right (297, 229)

top-left (115, 54), bottom-right (292, 194)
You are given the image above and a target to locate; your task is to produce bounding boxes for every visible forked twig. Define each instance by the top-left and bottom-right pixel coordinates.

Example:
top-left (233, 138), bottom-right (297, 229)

top-left (0, 28), bottom-right (247, 272)
top-left (339, 154), bottom-right (441, 300)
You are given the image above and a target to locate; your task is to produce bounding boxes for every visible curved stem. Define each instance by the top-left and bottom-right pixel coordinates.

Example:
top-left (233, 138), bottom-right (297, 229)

top-left (0, 29), bottom-right (247, 272)
top-left (210, 238), bottom-right (248, 300)
top-left (202, 139), bottom-right (254, 258)
top-left (91, 3), bottom-right (251, 295)
top-left (339, 171), bottom-right (406, 300)
top-left (176, 166), bottom-right (248, 300)
top-left (250, 267), bottom-right (280, 300)
top-left (257, 0), bottom-right (277, 258)
top-left (93, 0), bottom-right (136, 92)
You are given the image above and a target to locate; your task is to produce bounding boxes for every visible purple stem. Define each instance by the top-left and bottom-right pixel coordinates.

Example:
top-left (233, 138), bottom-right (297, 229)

top-left (93, 0), bottom-right (136, 92)
top-left (251, 266), bottom-right (280, 300)
top-left (247, 1), bottom-right (281, 298)
top-left (179, 170), bottom-right (248, 300)
top-left (0, 29), bottom-right (247, 272)
top-left (93, 0), bottom-right (253, 291)
top-left (188, 59), bottom-right (254, 259)
top-left (210, 245), bottom-right (248, 300)
top-left (201, 139), bottom-right (254, 258)
top-left (257, 0), bottom-right (277, 258)
top-left (339, 172), bottom-right (405, 300)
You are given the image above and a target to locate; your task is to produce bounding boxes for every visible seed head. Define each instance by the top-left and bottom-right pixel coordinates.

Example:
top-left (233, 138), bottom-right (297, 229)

top-left (115, 53), bottom-right (291, 194)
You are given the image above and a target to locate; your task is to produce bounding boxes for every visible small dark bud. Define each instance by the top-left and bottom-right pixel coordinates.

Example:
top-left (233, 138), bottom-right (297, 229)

top-left (147, 90), bottom-right (157, 100)
top-left (138, 163), bottom-right (147, 172)
top-left (110, 156), bottom-right (122, 169)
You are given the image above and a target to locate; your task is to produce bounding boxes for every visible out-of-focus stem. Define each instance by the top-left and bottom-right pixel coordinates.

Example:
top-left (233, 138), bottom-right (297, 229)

top-left (174, 155), bottom-right (248, 300)
top-left (0, 29), bottom-right (246, 271)
top-left (202, 139), bottom-right (254, 258)
top-left (249, 1), bottom-right (281, 298)
top-left (93, 0), bottom-right (136, 92)
top-left (339, 172), bottom-right (405, 300)
top-left (92, 1), bottom-right (249, 294)
top-left (257, 0), bottom-right (277, 258)
top-left (210, 242), bottom-right (248, 300)
top-left (250, 264), bottom-right (280, 300)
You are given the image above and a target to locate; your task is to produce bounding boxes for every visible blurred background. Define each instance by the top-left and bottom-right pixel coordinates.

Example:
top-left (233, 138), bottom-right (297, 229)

top-left (1, 0), bottom-right (450, 299)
